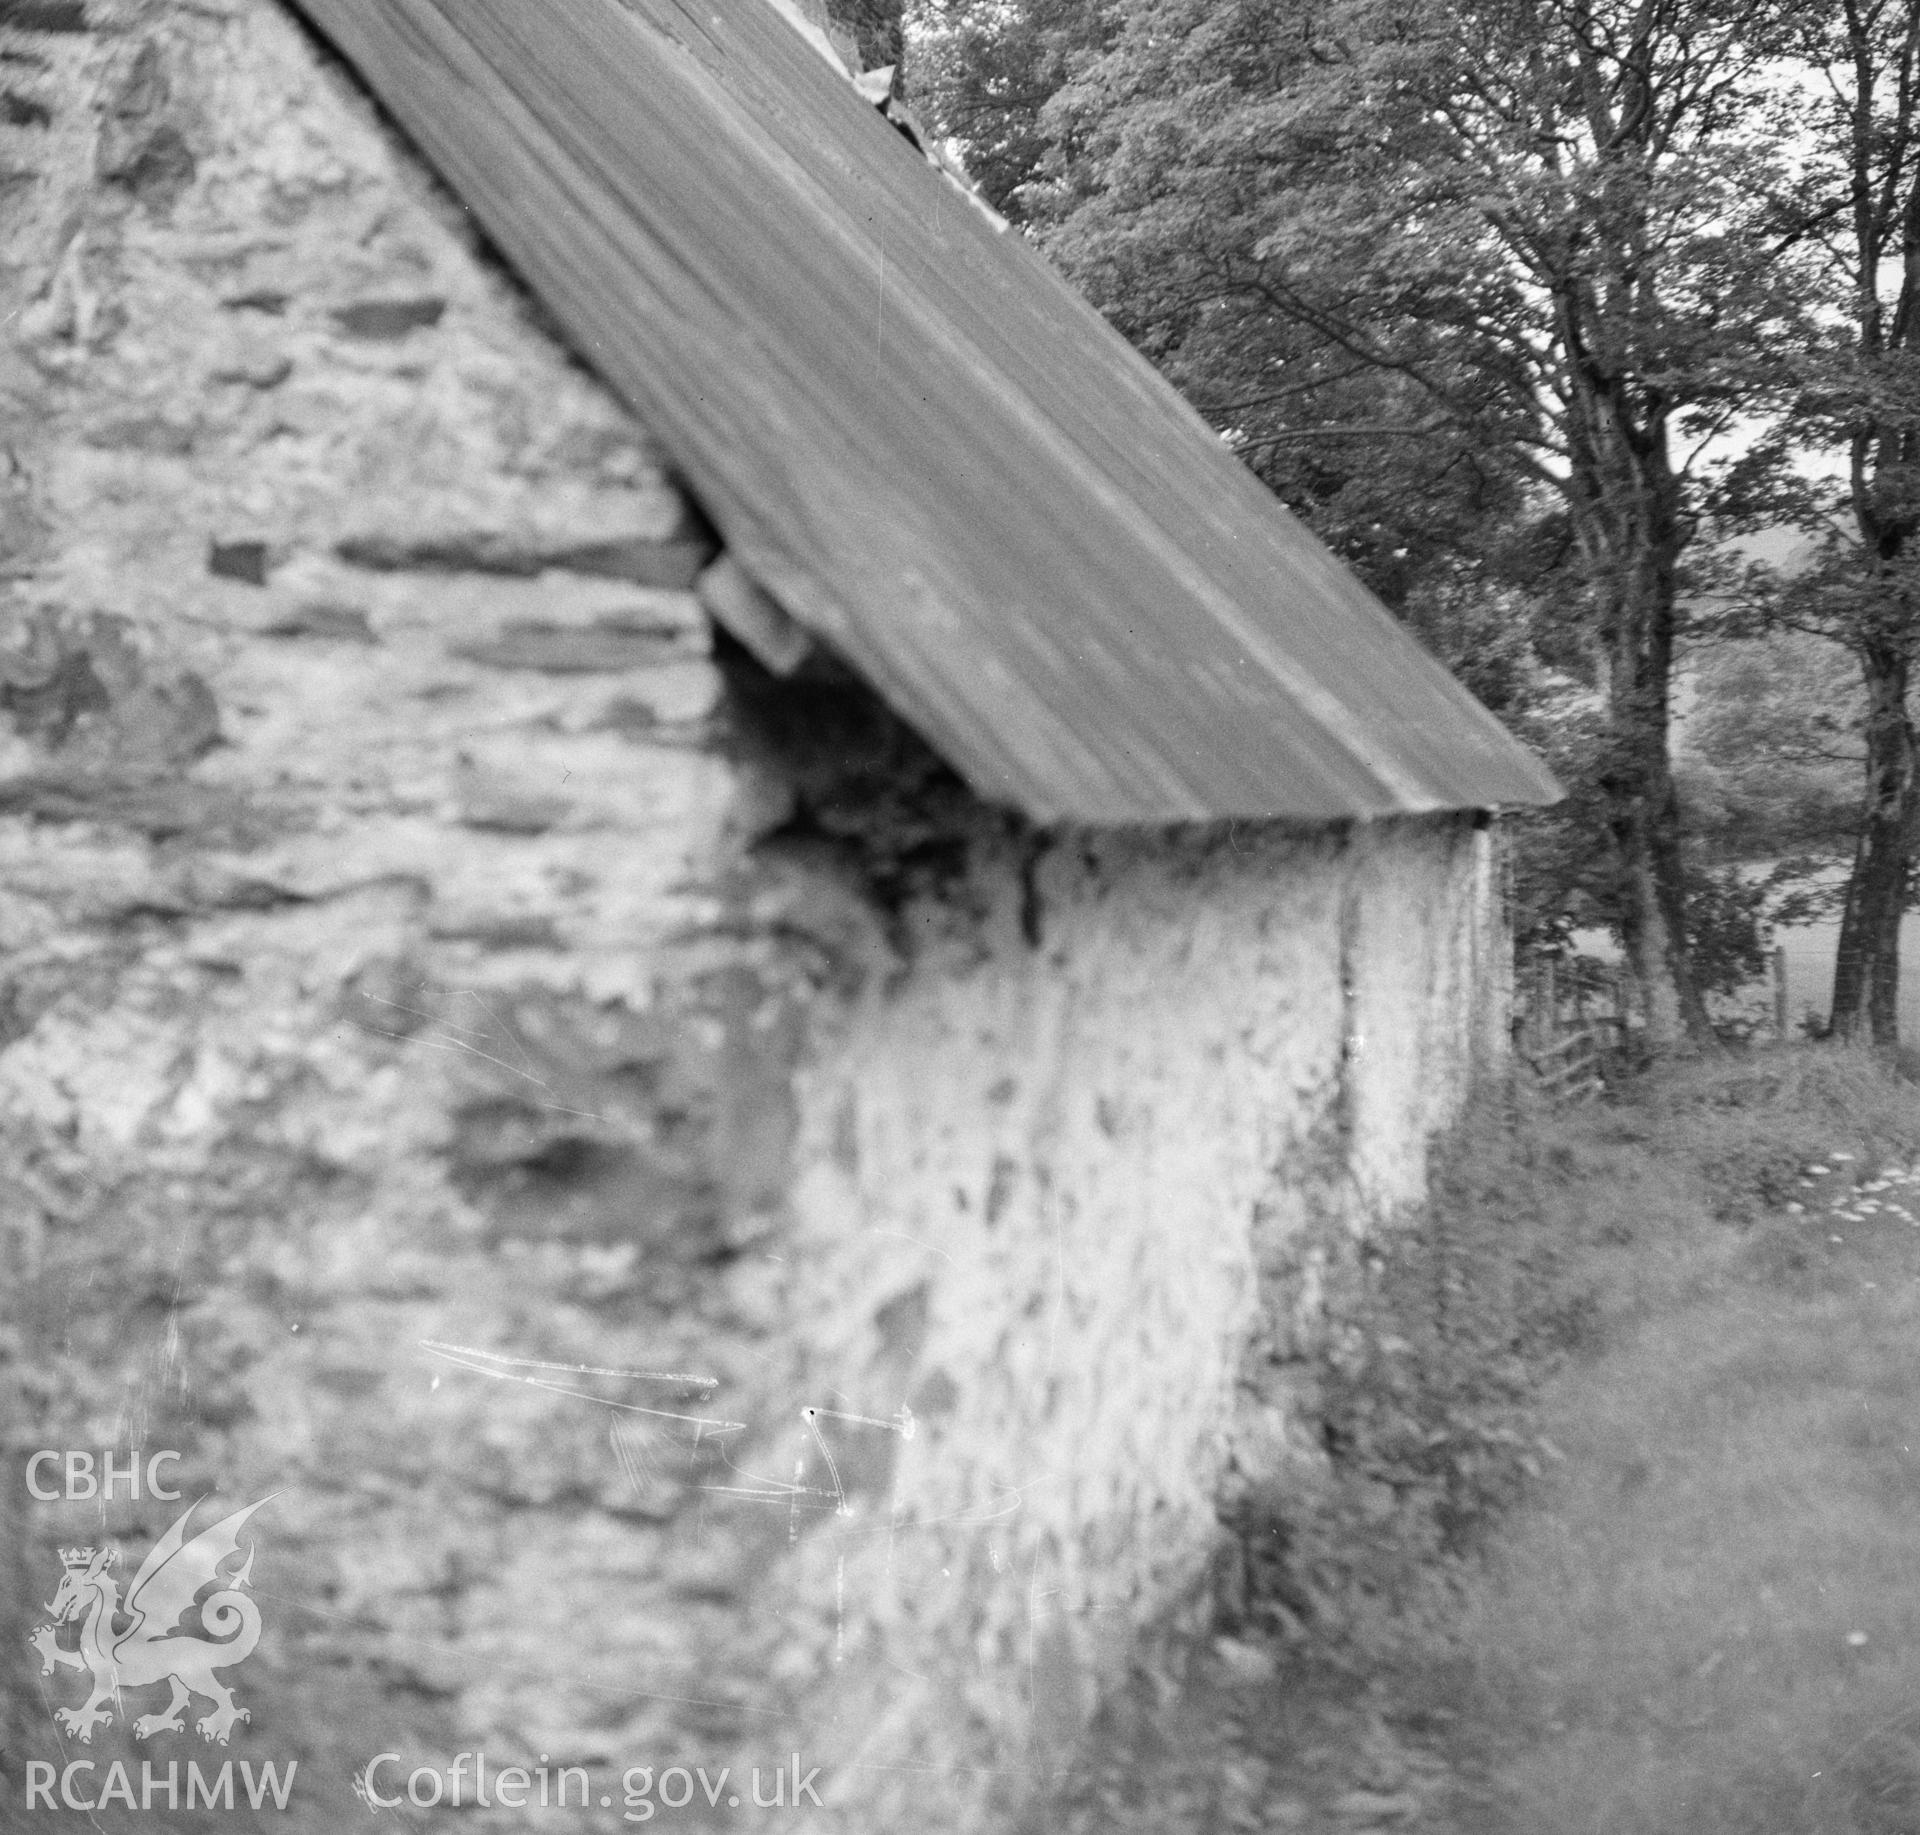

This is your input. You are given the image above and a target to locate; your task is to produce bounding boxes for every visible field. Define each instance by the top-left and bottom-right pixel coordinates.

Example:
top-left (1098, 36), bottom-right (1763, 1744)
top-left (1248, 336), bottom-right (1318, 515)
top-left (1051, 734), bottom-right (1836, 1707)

top-left (1032, 1046), bottom-right (1920, 1834)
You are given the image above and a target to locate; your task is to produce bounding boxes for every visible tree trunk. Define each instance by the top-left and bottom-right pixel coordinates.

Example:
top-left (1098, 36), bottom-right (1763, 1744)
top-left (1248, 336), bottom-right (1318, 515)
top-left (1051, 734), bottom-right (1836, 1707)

top-left (1830, 638), bottom-right (1917, 1046)
top-left (1565, 380), bottom-right (1718, 1053)
top-left (1599, 640), bottom-right (1714, 1052)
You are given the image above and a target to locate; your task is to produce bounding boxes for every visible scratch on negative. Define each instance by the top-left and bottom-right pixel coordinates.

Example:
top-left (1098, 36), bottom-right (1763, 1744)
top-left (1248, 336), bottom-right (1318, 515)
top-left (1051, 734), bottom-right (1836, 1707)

top-left (457, 986), bottom-right (541, 1079)
top-left (806, 1403), bottom-right (915, 1439)
top-left (420, 1343), bottom-right (744, 1434)
top-left (801, 1408), bottom-right (849, 1517)
top-left (354, 996), bottom-right (614, 1128)
top-left (350, 1019), bottom-right (614, 1127)
top-left (419, 1339), bottom-right (717, 1390)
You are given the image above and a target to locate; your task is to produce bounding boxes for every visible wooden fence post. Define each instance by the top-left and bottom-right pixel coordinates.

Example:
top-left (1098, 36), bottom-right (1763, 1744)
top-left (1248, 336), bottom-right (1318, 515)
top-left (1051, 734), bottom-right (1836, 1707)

top-left (1772, 945), bottom-right (1788, 1041)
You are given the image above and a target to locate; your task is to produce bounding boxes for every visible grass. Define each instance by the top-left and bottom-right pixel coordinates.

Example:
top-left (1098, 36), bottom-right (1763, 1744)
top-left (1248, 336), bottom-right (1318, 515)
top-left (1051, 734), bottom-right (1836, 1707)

top-left (1034, 1044), bottom-right (1920, 1835)
top-left (1433, 1046), bottom-right (1920, 1835)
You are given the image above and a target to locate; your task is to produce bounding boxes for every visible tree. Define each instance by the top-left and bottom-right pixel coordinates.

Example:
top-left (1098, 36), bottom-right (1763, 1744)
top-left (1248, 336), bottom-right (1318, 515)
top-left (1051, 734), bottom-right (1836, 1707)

top-left (1675, 628), bottom-right (1860, 864)
top-left (1755, 1), bottom-right (1920, 1045)
top-left (923, 0), bottom-right (1813, 1048)
top-left (904, 0), bottom-right (1113, 224)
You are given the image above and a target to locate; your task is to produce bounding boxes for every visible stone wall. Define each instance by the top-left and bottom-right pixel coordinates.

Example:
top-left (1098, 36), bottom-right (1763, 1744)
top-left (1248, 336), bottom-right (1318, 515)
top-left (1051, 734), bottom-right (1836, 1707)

top-left (0, 3), bottom-right (1507, 1829)
top-left (773, 813), bottom-right (1501, 1823)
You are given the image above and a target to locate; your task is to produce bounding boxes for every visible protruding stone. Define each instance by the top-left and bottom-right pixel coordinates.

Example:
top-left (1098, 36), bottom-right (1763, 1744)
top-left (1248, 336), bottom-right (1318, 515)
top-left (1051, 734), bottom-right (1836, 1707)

top-left (97, 44), bottom-right (195, 214)
top-left (454, 764), bottom-right (573, 834)
top-left (450, 613), bottom-right (689, 674)
top-left (331, 297), bottom-right (446, 340)
top-left (108, 672), bottom-right (221, 767)
top-left (209, 539), bottom-right (269, 585)
top-left (2, 89), bottom-right (52, 129)
top-left (696, 553), bottom-right (812, 675)
top-left (337, 529), bottom-right (713, 588)
top-left (207, 325), bottom-right (292, 388)
top-left (260, 602), bottom-right (375, 643)
top-left (84, 416), bottom-right (196, 455)
top-left (550, 533), bottom-right (715, 585)
top-left (0, 1), bottom-right (87, 31)
top-left (100, 123), bottom-right (195, 211)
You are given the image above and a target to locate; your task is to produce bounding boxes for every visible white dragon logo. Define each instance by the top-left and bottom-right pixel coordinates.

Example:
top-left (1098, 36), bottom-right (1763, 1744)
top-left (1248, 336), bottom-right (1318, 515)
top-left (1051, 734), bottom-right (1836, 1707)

top-left (27, 1495), bottom-right (272, 1746)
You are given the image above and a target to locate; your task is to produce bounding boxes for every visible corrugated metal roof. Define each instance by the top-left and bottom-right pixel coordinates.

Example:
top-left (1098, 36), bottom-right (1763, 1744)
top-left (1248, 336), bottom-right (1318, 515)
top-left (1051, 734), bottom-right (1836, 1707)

top-left (286, 0), bottom-right (1561, 821)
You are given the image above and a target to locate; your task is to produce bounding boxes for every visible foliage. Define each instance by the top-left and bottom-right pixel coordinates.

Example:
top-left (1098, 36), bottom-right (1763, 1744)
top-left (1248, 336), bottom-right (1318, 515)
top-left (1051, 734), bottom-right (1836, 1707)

top-left (1735, 4), bottom-right (1920, 1040)
top-left (1272, 1047), bottom-right (1920, 1660)
top-left (1680, 861), bottom-right (1770, 997)
top-left (1506, 697), bottom-right (1622, 951)
top-left (1674, 631), bottom-right (1860, 861)
top-left (903, 0), bottom-right (1112, 224)
top-left (1444, 1047), bottom-right (1920, 1834)
top-left (1231, 1092), bottom-right (1593, 1657)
